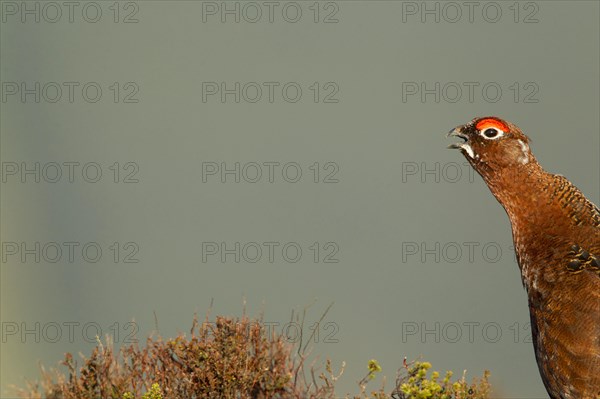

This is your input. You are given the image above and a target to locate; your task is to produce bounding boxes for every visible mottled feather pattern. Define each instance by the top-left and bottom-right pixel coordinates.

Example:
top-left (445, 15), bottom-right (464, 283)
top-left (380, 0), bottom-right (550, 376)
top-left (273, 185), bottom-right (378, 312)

top-left (548, 174), bottom-right (600, 228)
top-left (567, 244), bottom-right (600, 275)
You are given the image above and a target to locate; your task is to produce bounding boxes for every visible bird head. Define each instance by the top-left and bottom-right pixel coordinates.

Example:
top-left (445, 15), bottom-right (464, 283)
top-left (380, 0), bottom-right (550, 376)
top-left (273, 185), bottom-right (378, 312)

top-left (447, 116), bottom-right (533, 173)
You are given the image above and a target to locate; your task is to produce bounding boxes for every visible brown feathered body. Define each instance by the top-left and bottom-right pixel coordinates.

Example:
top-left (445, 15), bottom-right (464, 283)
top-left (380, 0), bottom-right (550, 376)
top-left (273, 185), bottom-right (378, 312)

top-left (448, 117), bottom-right (600, 399)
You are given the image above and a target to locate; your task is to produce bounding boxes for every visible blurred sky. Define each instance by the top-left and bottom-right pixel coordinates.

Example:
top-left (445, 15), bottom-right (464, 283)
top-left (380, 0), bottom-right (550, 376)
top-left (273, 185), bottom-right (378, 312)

top-left (1, 1), bottom-right (599, 397)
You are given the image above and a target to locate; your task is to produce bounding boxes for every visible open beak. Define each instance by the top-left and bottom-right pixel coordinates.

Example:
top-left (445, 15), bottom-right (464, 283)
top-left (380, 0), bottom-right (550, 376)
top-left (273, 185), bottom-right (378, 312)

top-left (446, 126), bottom-right (475, 159)
top-left (446, 127), bottom-right (469, 149)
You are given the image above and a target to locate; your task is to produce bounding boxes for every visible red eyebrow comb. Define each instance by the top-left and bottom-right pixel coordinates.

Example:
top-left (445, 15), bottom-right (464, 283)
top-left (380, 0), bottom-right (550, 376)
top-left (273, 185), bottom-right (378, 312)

top-left (476, 118), bottom-right (509, 132)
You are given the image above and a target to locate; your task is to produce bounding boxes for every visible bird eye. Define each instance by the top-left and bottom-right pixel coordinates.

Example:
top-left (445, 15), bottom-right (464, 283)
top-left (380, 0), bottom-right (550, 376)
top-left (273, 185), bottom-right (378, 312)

top-left (481, 127), bottom-right (504, 139)
top-left (484, 128), bottom-right (498, 138)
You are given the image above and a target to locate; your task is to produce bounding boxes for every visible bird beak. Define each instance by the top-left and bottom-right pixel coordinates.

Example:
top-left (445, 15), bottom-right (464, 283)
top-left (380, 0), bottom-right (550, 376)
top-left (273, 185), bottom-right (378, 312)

top-left (446, 127), bottom-right (469, 150)
top-left (446, 126), bottom-right (476, 159)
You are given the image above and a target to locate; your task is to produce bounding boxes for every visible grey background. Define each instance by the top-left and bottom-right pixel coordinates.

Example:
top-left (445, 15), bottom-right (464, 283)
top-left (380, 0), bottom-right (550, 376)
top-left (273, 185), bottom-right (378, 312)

top-left (1, 1), bottom-right (599, 397)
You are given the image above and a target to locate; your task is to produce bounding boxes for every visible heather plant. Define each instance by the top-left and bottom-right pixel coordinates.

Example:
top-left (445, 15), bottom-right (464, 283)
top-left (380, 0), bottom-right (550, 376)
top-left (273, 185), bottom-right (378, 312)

top-left (12, 308), bottom-right (491, 399)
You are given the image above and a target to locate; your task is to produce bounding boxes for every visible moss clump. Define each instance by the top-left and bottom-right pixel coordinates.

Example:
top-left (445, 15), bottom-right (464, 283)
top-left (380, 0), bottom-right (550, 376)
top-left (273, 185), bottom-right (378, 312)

top-left (395, 360), bottom-right (490, 399)
top-left (123, 382), bottom-right (162, 399)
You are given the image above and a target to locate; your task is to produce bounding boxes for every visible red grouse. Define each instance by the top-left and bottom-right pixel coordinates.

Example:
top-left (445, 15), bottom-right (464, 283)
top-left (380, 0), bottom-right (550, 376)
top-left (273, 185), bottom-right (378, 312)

top-left (447, 117), bottom-right (600, 398)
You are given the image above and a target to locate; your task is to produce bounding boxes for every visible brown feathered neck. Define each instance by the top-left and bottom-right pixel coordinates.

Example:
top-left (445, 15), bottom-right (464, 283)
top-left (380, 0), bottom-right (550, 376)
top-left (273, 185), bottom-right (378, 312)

top-left (472, 155), bottom-right (600, 245)
top-left (468, 154), bottom-right (544, 222)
